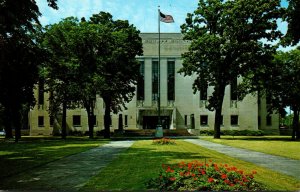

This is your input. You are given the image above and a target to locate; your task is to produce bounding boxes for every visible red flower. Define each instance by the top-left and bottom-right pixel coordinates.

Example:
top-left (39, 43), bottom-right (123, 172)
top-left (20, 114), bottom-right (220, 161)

top-left (224, 179), bottom-right (230, 184)
top-left (252, 170), bottom-right (257, 174)
top-left (169, 177), bottom-right (176, 181)
top-left (221, 174), bottom-right (227, 179)
top-left (208, 177), bottom-right (214, 183)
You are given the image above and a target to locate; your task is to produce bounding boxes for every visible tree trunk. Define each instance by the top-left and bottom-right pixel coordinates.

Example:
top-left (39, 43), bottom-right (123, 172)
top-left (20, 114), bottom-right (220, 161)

top-left (61, 100), bottom-right (67, 140)
top-left (14, 109), bottom-right (21, 143)
top-left (213, 83), bottom-right (226, 139)
top-left (103, 96), bottom-right (111, 139)
top-left (3, 109), bottom-right (13, 139)
top-left (291, 108), bottom-right (299, 140)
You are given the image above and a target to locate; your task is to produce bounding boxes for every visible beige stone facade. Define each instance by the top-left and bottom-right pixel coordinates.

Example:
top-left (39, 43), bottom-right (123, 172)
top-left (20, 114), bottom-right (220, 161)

top-left (29, 33), bottom-right (279, 136)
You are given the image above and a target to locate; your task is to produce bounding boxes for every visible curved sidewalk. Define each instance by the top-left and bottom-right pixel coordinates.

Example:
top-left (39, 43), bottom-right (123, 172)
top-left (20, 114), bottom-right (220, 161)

top-left (185, 139), bottom-right (300, 180)
top-left (1, 140), bottom-right (134, 191)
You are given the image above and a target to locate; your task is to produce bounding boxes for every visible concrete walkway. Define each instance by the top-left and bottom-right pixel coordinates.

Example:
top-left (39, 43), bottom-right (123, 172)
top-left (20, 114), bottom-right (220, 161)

top-left (2, 140), bottom-right (134, 191)
top-left (185, 139), bottom-right (300, 180)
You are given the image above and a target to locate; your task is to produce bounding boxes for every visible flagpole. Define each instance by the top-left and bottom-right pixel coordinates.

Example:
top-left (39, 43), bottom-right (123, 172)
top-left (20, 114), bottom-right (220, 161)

top-left (158, 6), bottom-right (161, 126)
top-left (156, 6), bottom-right (163, 138)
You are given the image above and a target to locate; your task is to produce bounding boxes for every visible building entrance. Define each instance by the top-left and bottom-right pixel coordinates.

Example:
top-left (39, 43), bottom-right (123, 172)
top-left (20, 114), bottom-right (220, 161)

top-left (143, 116), bottom-right (170, 129)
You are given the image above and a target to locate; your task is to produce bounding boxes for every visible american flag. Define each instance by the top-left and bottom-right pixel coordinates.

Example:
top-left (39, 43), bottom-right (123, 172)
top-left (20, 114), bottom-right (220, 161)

top-left (160, 11), bottom-right (174, 23)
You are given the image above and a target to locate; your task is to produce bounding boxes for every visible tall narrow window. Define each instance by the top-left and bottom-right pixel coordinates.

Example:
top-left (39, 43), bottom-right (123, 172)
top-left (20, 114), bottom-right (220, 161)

top-left (152, 60), bottom-right (159, 101)
top-left (230, 77), bottom-right (237, 100)
top-left (38, 116), bottom-right (44, 127)
top-left (200, 82), bottom-right (208, 100)
top-left (167, 59), bottom-right (175, 101)
top-left (137, 60), bottom-right (145, 100)
top-left (184, 115), bottom-right (187, 126)
top-left (38, 80), bottom-right (44, 105)
top-left (125, 115), bottom-right (128, 127)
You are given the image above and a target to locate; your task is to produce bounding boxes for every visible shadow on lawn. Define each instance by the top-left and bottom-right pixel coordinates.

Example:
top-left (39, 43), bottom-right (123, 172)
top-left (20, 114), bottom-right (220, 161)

top-left (0, 137), bottom-right (108, 180)
top-left (218, 136), bottom-right (299, 142)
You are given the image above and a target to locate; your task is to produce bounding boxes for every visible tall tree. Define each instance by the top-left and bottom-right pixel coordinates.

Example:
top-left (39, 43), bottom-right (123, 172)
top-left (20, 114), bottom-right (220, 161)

top-left (88, 12), bottom-right (143, 138)
top-left (41, 17), bottom-right (84, 139)
top-left (179, 0), bottom-right (282, 138)
top-left (262, 49), bottom-right (300, 140)
top-left (0, 0), bottom-right (57, 141)
top-left (42, 13), bottom-right (143, 139)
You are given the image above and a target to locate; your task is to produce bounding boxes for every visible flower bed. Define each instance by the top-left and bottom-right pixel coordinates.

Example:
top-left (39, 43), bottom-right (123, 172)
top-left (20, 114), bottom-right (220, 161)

top-left (152, 137), bottom-right (176, 145)
top-left (145, 160), bottom-right (264, 191)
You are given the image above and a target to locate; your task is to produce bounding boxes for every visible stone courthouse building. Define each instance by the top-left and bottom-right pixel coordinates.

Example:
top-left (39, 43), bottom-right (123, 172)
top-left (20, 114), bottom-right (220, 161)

top-left (29, 33), bottom-right (279, 136)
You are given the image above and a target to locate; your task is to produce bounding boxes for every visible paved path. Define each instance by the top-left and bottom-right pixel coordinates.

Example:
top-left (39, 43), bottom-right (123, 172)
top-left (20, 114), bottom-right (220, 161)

top-left (185, 139), bottom-right (300, 180)
top-left (2, 140), bottom-right (134, 191)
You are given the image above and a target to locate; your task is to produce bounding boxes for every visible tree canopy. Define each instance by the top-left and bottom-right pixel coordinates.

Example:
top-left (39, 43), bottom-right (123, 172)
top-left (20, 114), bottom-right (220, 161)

top-left (42, 12), bottom-right (143, 139)
top-left (0, 0), bottom-right (57, 141)
top-left (179, 0), bottom-right (282, 138)
top-left (263, 49), bottom-right (300, 140)
top-left (283, 0), bottom-right (300, 45)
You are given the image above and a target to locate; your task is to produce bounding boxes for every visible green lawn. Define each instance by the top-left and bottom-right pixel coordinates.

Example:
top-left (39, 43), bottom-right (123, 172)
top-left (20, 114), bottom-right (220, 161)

top-left (82, 140), bottom-right (300, 191)
top-left (201, 136), bottom-right (300, 160)
top-left (0, 136), bottom-right (108, 179)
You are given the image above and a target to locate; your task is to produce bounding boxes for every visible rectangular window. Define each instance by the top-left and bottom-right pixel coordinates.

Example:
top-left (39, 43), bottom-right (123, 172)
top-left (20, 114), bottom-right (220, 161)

top-left (200, 115), bottom-right (208, 126)
top-left (258, 116), bottom-right (261, 126)
top-left (38, 80), bottom-right (44, 105)
top-left (152, 60), bottom-right (159, 101)
top-left (50, 116), bottom-right (54, 127)
top-left (184, 115), bottom-right (187, 126)
top-left (231, 115), bottom-right (238, 126)
top-left (200, 82), bottom-right (208, 100)
top-left (167, 59), bottom-right (175, 101)
top-left (125, 115), bottom-right (128, 127)
top-left (137, 60), bottom-right (145, 100)
top-left (38, 116), bottom-right (44, 127)
top-left (73, 115), bottom-right (81, 126)
top-left (266, 115), bottom-right (272, 126)
top-left (230, 78), bottom-right (237, 100)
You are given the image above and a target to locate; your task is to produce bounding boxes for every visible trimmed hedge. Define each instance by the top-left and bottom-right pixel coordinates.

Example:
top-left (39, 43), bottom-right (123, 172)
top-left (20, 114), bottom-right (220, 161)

top-left (199, 130), bottom-right (264, 136)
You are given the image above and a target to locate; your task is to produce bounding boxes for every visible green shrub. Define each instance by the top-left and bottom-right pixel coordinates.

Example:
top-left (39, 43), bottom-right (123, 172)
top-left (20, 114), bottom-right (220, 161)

top-left (200, 130), bottom-right (264, 136)
top-left (145, 160), bottom-right (264, 191)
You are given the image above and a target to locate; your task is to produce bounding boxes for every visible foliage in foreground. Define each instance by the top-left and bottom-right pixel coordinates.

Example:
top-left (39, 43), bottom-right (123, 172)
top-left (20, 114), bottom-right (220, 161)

top-left (146, 160), bottom-right (264, 191)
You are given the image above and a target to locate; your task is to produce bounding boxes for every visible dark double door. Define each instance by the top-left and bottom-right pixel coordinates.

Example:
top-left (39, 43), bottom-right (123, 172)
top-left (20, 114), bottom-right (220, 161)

top-left (143, 116), bottom-right (170, 129)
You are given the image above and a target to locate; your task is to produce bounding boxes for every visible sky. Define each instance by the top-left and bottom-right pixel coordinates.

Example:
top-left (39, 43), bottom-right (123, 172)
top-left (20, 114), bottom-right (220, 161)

top-left (36, 0), bottom-right (297, 51)
top-left (36, 0), bottom-right (199, 33)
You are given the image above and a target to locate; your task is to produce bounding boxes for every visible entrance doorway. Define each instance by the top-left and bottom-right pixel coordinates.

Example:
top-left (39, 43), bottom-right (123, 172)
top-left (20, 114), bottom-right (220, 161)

top-left (143, 116), bottom-right (170, 129)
